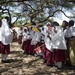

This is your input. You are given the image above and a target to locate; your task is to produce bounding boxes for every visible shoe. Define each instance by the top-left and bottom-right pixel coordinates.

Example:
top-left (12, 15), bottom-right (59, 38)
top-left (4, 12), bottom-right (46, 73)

top-left (47, 64), bottom-right (54, 67)
top-left (43, 60), bottom-right (46, 63)
top-left (1, 60), bottom-right (10, 63)
top-left (57, 67), bottom-right (62, 69)
top-left (65, 62), bottom-right (72, 66)
top-left (23, 52), bottom-right (26, 54)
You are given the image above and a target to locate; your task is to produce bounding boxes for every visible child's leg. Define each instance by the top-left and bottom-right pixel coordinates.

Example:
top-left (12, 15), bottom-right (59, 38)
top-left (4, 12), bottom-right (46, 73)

top-left (57, 62), bottom-right (62, 68)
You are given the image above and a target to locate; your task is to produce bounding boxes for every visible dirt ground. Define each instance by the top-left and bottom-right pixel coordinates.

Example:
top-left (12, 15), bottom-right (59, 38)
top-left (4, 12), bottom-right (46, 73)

top-left (0, 42), bottom-right (75, 75)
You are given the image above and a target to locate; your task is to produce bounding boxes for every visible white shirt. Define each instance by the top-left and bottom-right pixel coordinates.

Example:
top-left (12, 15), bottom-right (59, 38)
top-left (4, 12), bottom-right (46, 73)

top-left (64, 27), bottom-right (73, 38)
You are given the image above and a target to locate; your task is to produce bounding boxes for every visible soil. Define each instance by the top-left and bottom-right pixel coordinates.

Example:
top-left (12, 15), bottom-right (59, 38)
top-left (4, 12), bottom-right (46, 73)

top-left (0, 42), bottom-right (75, 75)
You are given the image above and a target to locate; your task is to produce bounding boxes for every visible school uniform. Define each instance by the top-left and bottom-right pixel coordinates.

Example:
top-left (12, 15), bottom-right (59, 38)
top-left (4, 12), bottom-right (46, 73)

top-left (34, 30), bottom-right (43, 56)
top-left (44, 30), bottom-right (53, 66)
top-left (28, 28), bottom-right (34, 54)
top-left (41, 25), bottom-right (53, 66)
top-left (41, 27), bottom-right (47, 60)
top-left (22, 29), bottom-right (30, 54)
top-left (29, 31), bottom-right (38, 55)
top-left (17, 29), bottom-right (23, 48)
top-left (52, 26), bottom-right (67, 68)
top-left (0, 19), bottom-right (13, 63)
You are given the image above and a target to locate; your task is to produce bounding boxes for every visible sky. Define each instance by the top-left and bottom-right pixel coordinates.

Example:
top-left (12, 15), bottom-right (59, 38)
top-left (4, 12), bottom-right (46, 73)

top-left (53, 11), bottom-right (71, 25)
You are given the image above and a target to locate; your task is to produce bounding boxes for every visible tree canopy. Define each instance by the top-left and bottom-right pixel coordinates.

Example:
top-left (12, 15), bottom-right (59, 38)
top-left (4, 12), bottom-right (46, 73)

top-left (0, 0), bottom-right (75, 27)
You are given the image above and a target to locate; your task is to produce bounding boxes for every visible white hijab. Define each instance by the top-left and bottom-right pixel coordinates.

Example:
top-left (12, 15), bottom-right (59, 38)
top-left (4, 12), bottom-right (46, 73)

top-left (22, 29), bottom-right (28, 41)
top-left (1, 19), bottom-right (13, 45)
top-left (51, 26), bottom-right (67, 50)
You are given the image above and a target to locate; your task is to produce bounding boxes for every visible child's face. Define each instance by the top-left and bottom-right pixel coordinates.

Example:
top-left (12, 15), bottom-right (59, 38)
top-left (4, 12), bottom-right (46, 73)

top-left (42, 27), bottom-right (44, 30)
top-left (24, 29), bottom-right (27, 32)
top-left (62, 21), bottom-right (65, 27)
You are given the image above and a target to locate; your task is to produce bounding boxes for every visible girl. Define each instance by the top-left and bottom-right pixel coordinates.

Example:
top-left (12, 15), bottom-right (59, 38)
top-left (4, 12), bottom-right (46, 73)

top-left (17, 26), bottom-right (23, 48)
top-left (52, 22), bottom-right (67, 69)
top-left (0, 18), bottom-right (13, 63)
top-left (44, 31), bottom-right (53, 66)
top-left (22, 27), bottom-right (30, 54)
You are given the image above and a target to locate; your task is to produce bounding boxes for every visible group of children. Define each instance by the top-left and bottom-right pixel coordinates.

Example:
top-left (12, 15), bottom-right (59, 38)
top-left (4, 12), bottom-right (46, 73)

top-left (0, 17), bottom-right (75, 69)
top-left (17, 20), bottom-right (75, 69)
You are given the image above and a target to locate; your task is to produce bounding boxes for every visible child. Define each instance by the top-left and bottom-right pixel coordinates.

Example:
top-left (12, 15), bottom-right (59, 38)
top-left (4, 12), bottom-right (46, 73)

top-left (22, 27), bottom-right (30, 54)
top-left (44, 31), bottom-right (53, 66)
top-left (0, 17), bottom-right (13, 63)
top-left (17, 26), bottom-right (23, 48)
top-left (52, 22), bottom-right (67, 69)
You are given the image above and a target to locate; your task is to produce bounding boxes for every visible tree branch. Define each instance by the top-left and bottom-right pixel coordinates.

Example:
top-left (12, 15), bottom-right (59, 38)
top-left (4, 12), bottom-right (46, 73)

top-left (23, 2), bottom-right (36, 11)
top-left (40, 9), bottom-right (75, 23)
top-left (68, 0), bottom-right (75, 3)
top-left (12, 16), bottom-right (19, 25)
top-left (51, 9), bottom-right (75, 18)
top-left (0, 0), bottom-right (32, 5)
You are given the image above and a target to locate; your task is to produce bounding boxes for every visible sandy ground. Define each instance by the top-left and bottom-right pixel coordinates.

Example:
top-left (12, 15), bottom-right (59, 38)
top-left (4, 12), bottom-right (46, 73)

top-left (0, 42), bottom-right (75, 75)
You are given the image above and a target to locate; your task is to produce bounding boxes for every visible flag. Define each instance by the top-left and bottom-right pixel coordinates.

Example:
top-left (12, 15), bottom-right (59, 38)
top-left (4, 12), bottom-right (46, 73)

top-left (35, 47), bottom-right (42, 54)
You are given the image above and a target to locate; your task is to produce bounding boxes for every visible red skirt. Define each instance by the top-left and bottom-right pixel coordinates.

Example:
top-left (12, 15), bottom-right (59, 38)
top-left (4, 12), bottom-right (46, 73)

top-left (26, 39), bottom-right (31, 54)
top-left (17, 35), bottom-right (22, 44)
top-left (45, 48), bottom-right (53, 65)
top-left (52, 49), bottom-right (66, 62)
top-left (42, 44), bottom-right (46, 59)
top-left (22, 39), bottom-right (31, 54)
top-left (29, 45), bottom-right (36, 55)
top-left (0, 42), bottom-right (10, 54)
top-left (22, 40), bottom-right (27, 51)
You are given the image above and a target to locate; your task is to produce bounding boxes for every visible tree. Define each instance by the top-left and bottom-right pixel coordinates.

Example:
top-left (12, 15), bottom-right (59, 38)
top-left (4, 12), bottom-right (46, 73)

top-left (0, 0), bottom-right (75, 27)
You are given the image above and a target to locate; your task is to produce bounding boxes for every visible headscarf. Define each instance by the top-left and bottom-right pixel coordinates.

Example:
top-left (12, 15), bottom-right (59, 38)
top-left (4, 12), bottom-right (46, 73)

top-left (51, 26), bottom-right (67, 50)
top-left (1, 18), bottom-right (13, 45)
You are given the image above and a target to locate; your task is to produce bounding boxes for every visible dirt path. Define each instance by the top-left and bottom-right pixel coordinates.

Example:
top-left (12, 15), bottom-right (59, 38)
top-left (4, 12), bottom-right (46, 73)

top-left (0, 42), bottom-right (75, 75)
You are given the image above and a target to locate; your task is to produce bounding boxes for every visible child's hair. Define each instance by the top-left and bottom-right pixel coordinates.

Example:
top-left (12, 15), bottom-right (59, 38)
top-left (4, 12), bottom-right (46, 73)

top-left (5, 16), bottom-right (9, 22)
top-left (0, 20), bottom-right (2, 27)
top-left (5, 16), bottom-right (12, 28)
top-left (52, 21), bottom-right (59, 26)
top-left (63, 20), bottom-right (68, 27)
top-left (69, 20), bottom-right (74, 27)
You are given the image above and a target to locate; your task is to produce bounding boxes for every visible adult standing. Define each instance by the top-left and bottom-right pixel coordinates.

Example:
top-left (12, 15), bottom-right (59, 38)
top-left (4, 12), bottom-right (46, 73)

top-left (64, 20), bottom-right (75, 66)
